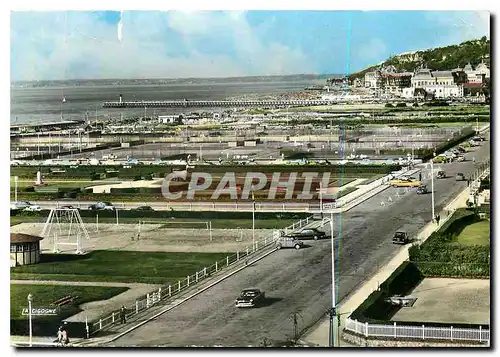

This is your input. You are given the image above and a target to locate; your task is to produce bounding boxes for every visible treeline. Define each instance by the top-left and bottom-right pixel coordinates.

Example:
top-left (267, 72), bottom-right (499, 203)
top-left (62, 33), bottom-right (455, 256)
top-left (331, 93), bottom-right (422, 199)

top-left (349, 37), bottom-right (490, 79)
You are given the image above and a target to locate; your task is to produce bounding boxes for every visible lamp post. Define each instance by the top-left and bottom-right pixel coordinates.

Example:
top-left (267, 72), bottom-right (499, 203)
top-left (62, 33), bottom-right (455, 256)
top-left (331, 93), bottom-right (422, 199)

top-left (319, 182), bottom-right (323, 214)
top-left (14, 176), bottom-right (19, 202)
top-left (252, 192), bottom-right (256, 252)
top-left (27, 294), bottom-right (33, 347)
top-left (329, 211), bottom-right (337, 347)
top-left (430, 153), bottom-right (435, 221)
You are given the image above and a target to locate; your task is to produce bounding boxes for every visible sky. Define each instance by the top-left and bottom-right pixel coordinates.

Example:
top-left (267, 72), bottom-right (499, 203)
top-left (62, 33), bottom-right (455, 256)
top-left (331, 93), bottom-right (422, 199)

top-left (10, 10), bottom-right (490, 81)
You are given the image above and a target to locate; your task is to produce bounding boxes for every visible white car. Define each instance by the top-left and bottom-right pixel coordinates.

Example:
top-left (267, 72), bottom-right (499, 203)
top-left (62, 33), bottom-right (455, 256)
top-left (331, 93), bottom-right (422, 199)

top-left (24, 205), bottom-right (42, 212)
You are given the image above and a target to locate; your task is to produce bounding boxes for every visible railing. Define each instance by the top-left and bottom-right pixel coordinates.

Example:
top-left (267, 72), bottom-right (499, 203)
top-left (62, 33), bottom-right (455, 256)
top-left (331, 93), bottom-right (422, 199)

top-left (322, 167), bottom-right (413, 211)
top-left (345, 318), bottom-right (489, 343)
top-left (88, 214), bottom-right (320, 336)
top-left (50, 201), bottom-right (313, 212)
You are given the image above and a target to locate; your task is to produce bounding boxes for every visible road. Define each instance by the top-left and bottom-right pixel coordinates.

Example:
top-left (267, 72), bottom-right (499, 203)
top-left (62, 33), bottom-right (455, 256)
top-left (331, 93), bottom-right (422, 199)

top-left (105, 134), bottom-right (489, 346)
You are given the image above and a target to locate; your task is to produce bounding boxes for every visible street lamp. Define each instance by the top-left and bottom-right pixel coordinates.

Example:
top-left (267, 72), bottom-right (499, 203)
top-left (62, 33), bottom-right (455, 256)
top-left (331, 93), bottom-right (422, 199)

top-left (27, 294), bottom-right (33, 347)
top-left (14, 176), bottom-right (19, 202)
top-left (329, 211), bottom-right (337, 347)
top-left (430, 153), bottom-right (436, 221)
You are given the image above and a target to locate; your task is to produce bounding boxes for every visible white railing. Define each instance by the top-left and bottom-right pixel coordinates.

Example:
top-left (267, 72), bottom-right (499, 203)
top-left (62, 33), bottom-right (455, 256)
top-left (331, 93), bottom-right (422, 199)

top-left (345, 318), bottom-right (489, 343)
top-left (48, 200), bottom-right (313, 213)
top-left (322, 167), bottom-right (415, 211)
top-left (89, 214), bottom-right (319, 335)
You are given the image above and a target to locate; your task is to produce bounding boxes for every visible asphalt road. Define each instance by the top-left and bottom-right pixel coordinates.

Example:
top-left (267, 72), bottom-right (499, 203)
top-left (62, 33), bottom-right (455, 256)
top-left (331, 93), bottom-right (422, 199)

top-left (106, 134), bottom-right (489, 347)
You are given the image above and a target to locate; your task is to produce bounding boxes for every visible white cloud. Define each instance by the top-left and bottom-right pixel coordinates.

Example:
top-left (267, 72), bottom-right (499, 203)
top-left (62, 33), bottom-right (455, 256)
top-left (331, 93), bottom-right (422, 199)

top-left (424, 11), bottom-right (490, 46)
top-left (10, 11), bottom-right (316, 81)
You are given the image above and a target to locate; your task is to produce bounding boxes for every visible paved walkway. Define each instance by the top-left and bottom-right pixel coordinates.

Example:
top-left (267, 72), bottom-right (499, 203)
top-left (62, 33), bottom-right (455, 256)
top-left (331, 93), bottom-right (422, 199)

top-left (301, 185), bottom-right (472, 347)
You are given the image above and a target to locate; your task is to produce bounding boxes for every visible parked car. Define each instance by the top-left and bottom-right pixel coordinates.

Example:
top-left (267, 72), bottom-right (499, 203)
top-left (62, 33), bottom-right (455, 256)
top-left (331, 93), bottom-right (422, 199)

top-left (456, 156), bottom-right (466, 162)
top-left (136, 206), bottom-right (154, 211)
top-left (88, 201), bottom-right (115, 211)
top-left (60, 205), bottom-right (77, 210)
top-left (456, 146), bottom-right (466, 153)
top-left (10, 201), bottom-right (32, 210)
top-left (235, 289), bottom-right (266, 308)
top-left (24, 205), bottom-right (42, 212)
top-left (276, 236), bottom-right (304, 250)
top-left (392, 231), bottom-right (410, 245)
top-left (416, 185), bottom-right (428, 194)
top-left (456, 173), bottom-right (465, 181)
top-left (288, 228), bottom-right (326, 240)
top-left (436, 171), bottom-right (446, 179)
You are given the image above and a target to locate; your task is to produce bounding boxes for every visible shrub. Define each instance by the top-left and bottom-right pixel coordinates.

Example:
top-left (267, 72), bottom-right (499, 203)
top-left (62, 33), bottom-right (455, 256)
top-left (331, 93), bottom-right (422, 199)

top-left (385, 103), bottom-right (394, 108)
top-left (396, 103), bottom-right (407, 107)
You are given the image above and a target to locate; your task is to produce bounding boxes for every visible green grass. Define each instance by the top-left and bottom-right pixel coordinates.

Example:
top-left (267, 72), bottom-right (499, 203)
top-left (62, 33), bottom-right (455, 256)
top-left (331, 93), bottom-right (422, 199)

top-left (11, 251), bottom-right (232, 284)
top-left (454, 220), bottom-right (490, 246)
top-left (10, 284), bottom-right (128, 319)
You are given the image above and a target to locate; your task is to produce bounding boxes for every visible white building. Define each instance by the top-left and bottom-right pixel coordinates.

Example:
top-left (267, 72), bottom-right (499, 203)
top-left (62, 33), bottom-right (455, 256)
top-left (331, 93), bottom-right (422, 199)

top-left (463, 62), bottom-right (489, 83)
top-left (158, 115), bottom-right (181, 124)
top-left (410, 67), bottom-right (464, 99)
top-left (364, 70), bottom-right (381, 88)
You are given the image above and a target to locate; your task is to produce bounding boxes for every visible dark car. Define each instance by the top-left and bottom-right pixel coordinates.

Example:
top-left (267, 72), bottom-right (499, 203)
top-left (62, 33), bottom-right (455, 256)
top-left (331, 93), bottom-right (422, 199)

top-left (436, 171), bottom-right (446, 179)
top-left (136, 206), bottom-right (154, 211)
top-left (88, 201), bottom-right (115, 211)
top-left (60, 205), bottom-right (77, 210)
top-left (392, 231), bottom-right (409, 245)
top-left (235, 289), bottom-right (266, 308)
top-left (288, 228), bottom-right (326, 240)
top-left (416, 185), bottom-right (428, 194)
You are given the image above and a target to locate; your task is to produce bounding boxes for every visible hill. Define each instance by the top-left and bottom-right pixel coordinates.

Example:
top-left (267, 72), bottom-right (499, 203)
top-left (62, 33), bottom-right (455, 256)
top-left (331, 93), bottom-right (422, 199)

top-left (349, 37), bottom-right (490, 79)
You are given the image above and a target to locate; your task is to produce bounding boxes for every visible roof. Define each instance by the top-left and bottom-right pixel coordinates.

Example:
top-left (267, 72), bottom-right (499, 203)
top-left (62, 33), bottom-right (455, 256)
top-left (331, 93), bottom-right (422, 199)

top-left (11, 233), bottom-right (44, 244)
top-left (463, 83), bottom-right (485, 88)
top-left (432, 71), bottom-right (453, 78)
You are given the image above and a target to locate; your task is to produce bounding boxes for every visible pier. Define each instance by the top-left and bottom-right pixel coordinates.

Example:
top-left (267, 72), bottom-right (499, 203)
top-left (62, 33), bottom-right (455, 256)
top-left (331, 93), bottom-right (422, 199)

top-left (102, 99), bottom-right (336, 109)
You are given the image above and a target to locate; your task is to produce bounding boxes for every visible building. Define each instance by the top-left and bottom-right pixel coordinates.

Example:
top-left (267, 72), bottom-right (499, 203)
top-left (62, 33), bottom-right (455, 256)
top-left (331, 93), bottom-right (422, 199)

top-left (10, 233), bottom-right (44, 266)
top-left (364, 70), bottom-right (382, 89)
top-left (410, 67), bottom-right (464, 99)
top-left (463, 62), bottom-right (490, 84)
top-left (381, 72), bottom-right (413, 96)
top-left (158, 115), bottom-right (182, 124)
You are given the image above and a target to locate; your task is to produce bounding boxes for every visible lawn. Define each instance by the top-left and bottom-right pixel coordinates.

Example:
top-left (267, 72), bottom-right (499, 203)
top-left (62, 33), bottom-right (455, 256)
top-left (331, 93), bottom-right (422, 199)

top-left (10, 251), bottom-right (232, 284)
top-left (455, 220), bottom-right (490, 246)
top-left (10, 284), bottom-right (128, 320)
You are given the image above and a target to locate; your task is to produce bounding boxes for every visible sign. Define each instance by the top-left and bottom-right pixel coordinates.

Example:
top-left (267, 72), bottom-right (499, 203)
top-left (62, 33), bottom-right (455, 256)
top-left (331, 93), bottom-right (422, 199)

top-left (22, 308), bottom-right (58, 316)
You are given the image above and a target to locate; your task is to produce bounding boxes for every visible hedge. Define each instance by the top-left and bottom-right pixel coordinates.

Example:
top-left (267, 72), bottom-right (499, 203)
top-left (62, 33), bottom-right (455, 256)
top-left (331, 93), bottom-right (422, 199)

top-left (408, 209), bottom-right (490, 278)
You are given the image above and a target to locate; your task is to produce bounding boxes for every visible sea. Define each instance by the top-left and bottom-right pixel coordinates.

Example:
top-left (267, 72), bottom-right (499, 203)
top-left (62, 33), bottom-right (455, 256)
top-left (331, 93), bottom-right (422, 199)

top-left (10, 78), bottom-right (326, 125)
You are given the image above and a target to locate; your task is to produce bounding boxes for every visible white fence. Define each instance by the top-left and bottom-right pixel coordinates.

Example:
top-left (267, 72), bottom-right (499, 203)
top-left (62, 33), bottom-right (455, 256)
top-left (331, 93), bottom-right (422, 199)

top-left (322, 167), bottom-right (415, 211)
top-left (50, 200), bottom-right (313, 212)
top-left (345, 318), bottom-right (489, 343)
top-left (88, 215), bottom-right (322, 335)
